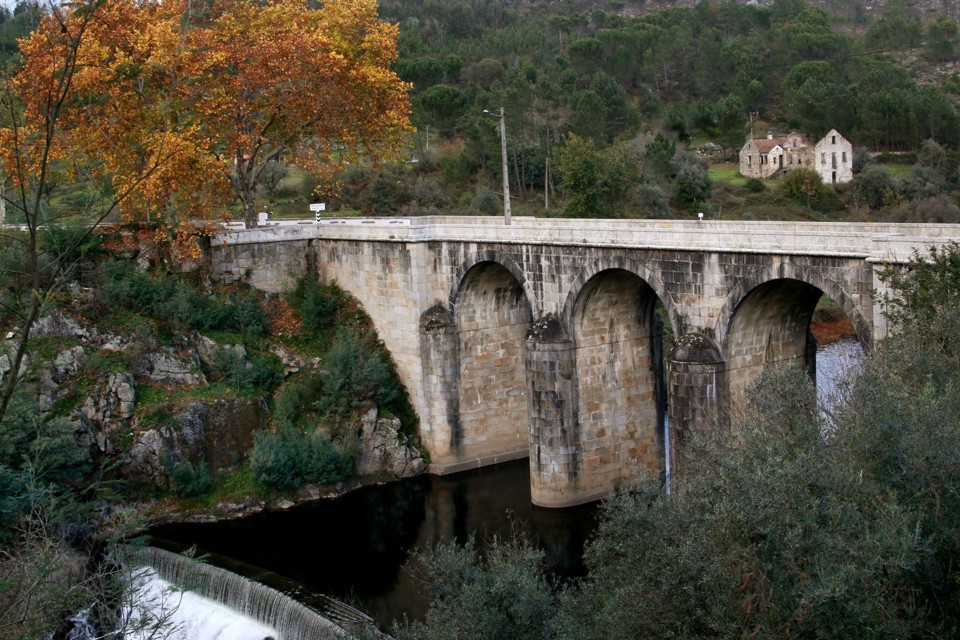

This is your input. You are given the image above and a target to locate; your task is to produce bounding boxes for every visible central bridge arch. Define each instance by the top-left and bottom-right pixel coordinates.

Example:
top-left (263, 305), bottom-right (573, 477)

top-left (569, 268), bottom-right (668, 494)
top-left (451, 259), bottom-right (533, 464)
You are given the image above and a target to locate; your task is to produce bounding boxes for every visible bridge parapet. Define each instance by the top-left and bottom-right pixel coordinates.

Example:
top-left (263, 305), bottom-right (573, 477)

top-left (215, 217), bottom-right (959, 262)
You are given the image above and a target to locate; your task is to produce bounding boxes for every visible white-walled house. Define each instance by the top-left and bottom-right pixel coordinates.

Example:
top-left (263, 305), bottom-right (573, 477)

top-left (739, 129), bottom-right (853, 184)
top-left (813, 129), bottom-right (853, 185)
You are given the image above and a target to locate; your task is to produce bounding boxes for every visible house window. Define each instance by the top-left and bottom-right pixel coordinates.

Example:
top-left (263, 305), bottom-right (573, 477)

top-left (842, 151), bottom-right (847, 163)
top-left (821, 152), bottom-right (826, 164)
top-left (832, 135), bottom-right (836, 144)
top-left (748, 156), bottom-right (752, 167)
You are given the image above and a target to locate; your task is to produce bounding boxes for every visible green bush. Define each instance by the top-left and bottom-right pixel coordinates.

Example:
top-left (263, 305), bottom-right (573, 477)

top-left (471, 187), bottom-right (502, 215)
top-left (285, 277), bottom-right (343, 345)
top-left (213, 349), bottom-right (282, 395)
top-left (98, 265), bottom-right (269, 337)
top-left (319, 334), bottom-right (401, 417)
top-left (273, 371), bottom-right (323, 430)
top-left (396, 537), bottom-right (557, 640)
top-left (359, 172), bottom-right (412, 215)
top-left (167, 459), bottom-right (214, 498)
top-left (249, 427), bottom-right (353, 491)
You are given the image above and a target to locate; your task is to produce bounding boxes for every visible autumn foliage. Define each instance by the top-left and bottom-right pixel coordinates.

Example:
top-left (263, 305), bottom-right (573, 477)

top-left (3, 0), bottom-right (410, 229)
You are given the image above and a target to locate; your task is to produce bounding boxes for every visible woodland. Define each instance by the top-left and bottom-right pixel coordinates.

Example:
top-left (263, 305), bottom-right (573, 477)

top-left (367, 0), bottom-right (960, 222)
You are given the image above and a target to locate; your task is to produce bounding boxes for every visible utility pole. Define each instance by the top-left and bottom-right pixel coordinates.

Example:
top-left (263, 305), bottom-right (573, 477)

top-left (484, 107), bottom-right (512, 225)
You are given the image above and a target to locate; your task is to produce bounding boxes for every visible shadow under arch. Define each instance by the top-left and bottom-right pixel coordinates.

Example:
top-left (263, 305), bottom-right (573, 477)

top-left (718, 266), bottom-right (871, 417)
top-left (560, 255), bottom-right (682, 340)
top-left (715, 264), bottom-right (872, 352)
top-left (448, 251), bottom-right (539, 319)
top-left (449, 258), bottom-right (533, 466)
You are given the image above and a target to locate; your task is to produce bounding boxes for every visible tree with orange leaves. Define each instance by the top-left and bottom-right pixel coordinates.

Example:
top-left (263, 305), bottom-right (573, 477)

top-left (0, 0), bottom-right (196, 423)
top-left (182, 0), bottom-right (410, 228)
top-left (0, 0), bottom-right (408, 422)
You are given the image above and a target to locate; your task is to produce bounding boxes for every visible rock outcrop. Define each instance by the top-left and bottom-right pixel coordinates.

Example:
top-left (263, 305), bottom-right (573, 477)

top-left (20, 308), bottom-right (425, 499)
top-left (356, 408), bottom-right (426, 479)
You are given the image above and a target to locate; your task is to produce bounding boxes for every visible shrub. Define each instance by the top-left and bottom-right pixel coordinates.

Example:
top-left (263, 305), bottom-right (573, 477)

top-left (318, 334), bottom-right (401, 418)
top-left (249, 427), bottom-right (353, 491)
top-left (471, 187), bottom-right (501, 215)
top-left (98, 265), bottom-right (269, 337)
top-left (846, 165), bottom-right (895, 210)
top-left (286, 278), bottom-right (341, 334)
top-left (272, 371), bottom-right (323, 430)
top-left (359, 172), bottom-right (412, 215)
top-left (673, 151), bottom-right (712, 211)
top-left (628, 182), bottom-right (670, 219)
top-left (168, 459), bottom-right (214, 497)
top-left (213, 350), bottom-right (282, 394)
top-left (395, 537), bottom-right (557, 640)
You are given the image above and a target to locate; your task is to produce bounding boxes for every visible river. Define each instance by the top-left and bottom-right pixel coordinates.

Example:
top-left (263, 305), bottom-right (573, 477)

top-left (150, 458), bottom-right (598, 631)
top-left (149, 338), bottom-right (864, 633)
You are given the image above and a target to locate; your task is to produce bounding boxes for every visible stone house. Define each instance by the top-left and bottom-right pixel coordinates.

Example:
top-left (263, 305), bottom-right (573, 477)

top-left (739, 129), bottom-right (853, 184)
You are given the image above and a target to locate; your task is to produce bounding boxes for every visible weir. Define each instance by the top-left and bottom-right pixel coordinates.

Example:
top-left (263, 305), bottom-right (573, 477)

top-left (123, 546), bottom-right (364, 640)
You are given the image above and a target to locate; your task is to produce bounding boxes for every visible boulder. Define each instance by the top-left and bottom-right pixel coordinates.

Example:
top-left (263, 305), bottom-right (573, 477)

top-left (81, 372), bottom-right (136, 454)
top-left (122, 396), bottom-right (267, 485)
top-left (356, 408), bottom-right (425, 479)
top-left (142, 350), bottom-right (206, 386)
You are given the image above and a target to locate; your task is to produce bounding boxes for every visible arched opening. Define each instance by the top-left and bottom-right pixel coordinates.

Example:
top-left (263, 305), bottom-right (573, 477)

top-left (571, 269), bottom-right (668, 492)
top-left (453, 261), bottom-right (533, 462)
top-left (725, 278), bottom-right (832, 414)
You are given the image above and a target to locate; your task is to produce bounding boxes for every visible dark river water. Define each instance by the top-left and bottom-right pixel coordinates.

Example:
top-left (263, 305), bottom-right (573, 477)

top-left (150, 459), bottom-right (599, 630)
top-left (149, 339), bottom-right (864, 631)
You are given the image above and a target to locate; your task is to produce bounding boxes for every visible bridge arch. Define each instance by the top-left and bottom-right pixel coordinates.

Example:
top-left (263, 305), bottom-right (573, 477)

top-left (717, 264), bottom-right (871, 415)
top-left (450, 259), bottom-right (533, 464)
top-left (567, 267), bottom-right (669, 494)
top-left (448, 251), bottom-right (539, 319)
top-left (715, 263), bottom-right (872, 351)
top-left (561, 256), bottom-right (682, 339)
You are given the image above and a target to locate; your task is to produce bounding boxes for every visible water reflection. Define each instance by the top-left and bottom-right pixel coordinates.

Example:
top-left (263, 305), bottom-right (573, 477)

top-left (150, 460), bottom-right (598, 629)
top-left (816, 338), bottom-right (863, 411)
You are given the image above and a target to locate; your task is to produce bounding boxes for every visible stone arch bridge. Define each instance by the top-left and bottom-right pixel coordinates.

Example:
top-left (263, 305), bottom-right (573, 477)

top-left (209, 217), bottom-right (960, 507)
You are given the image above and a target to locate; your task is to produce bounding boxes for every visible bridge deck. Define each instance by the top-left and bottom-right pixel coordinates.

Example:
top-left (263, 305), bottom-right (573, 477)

top-left (217, 216), bottom-right (960, 263)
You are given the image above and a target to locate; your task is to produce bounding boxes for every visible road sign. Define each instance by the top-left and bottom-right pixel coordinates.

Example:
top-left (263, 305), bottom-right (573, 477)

top-left (309, 203), bottom-right (326, 212)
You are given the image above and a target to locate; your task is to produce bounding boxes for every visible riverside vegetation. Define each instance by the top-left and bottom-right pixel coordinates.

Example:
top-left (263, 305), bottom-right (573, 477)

top-left (395, 244), bottom-right (960, 639)
top-left (0, 228), bottom-right (421, 638)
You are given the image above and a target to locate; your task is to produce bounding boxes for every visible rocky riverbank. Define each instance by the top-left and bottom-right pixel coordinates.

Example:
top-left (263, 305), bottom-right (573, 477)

top-left (3, 305), bottom-right (425, 529)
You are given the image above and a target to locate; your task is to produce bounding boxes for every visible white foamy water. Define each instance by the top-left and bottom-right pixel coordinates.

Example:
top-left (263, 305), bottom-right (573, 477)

top-left (124, 572), bottom-right (278, 640)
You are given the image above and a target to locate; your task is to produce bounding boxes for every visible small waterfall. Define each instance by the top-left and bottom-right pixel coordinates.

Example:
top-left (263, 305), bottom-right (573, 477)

top-left (118, 545), bottom-right (362, 640)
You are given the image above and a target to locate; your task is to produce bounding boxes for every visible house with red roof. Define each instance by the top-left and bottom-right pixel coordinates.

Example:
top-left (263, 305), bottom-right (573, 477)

top-left (739, 130), bottom-right (852, 184)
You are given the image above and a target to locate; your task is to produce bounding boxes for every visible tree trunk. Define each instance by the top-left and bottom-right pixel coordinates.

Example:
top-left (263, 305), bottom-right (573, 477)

top-left (239, 167), bottom-right (258, 229)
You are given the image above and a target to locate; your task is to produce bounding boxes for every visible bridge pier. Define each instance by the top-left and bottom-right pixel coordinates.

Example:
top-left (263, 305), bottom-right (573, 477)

top-left (526, 317), bottom-right (581, 508)
top-left (419, 305), bottom-right (461, 466)
top-left (668, 333), bottom-right (727, 470)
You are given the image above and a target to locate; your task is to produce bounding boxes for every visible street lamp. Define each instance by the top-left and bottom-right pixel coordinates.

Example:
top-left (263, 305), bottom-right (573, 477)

top-left (483, 107), bottom-right (511, 225)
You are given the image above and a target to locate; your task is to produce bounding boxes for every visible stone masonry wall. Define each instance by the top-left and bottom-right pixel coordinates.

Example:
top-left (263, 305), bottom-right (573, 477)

top-left (209, 218), bottom-right (957, 506)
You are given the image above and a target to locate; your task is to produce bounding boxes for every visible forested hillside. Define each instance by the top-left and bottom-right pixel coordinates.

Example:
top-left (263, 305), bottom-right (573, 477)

top-left (336, 0), bottom-right (960, 221)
